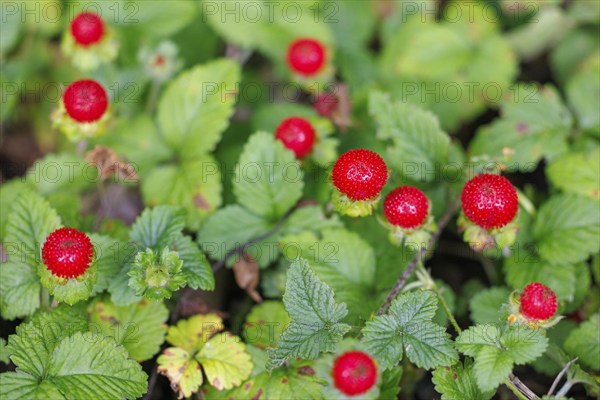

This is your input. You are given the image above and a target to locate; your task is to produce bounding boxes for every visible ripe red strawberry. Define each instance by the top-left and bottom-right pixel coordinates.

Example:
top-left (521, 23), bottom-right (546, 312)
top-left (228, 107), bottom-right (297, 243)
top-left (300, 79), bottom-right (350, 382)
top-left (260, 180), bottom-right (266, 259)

top-left (70, 12), bottom-right (105, 46)
top-left (383, 186), bottom-right (429, 229)
top-left (42, 228), bottom-right (94, 279)
top-left (63, 79), bottom-right (108, 123)
top-left (314, 92), bottom-right (338, 117)
top-left (461, 174), bottom-right (518, 229)
top-left (332, 149), bottom-right (388, 201)
top-left (287, 38), bottom-right (326, 76)
top-left (520, 282), bottom-right (557, 321)
top-left (332, 351), bottom-right (377, 396)
top-left (275, 116), bottom-right (316, 158)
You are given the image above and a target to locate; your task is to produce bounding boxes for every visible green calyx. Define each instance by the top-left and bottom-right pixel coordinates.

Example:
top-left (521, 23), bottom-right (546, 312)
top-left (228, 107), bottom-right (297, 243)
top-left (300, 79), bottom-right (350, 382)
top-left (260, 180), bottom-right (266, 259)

top-left (129, 247), bottom-right (186, 300)
top-left (332, 189), bottom-right (381, 218)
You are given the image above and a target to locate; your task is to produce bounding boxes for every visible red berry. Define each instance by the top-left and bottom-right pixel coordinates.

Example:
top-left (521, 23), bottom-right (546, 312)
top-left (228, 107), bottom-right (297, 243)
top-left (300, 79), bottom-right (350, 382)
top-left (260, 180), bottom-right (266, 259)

top-left (314, 92), bottom-right (338, 117)
top-left (275, 116), bottom-right (316, 159)
top-left (383, 186), bottom-right (429, 229)
top-left (332, 351), bottom-right (377, 396)
top-left (332, 149), bottom-right (388, 201)
top-left (461, 174), bottom-right (518, 229)
top-left (63, 80), bottom-right (108, 123)
top-left (42, 228), bottom-right (94, 279)
top-left (70, 13), bottom-right (105, 46)
top-left (287, 38), bottom-right (326, 76)
top-left (520, 282), bottom-right (557, 320)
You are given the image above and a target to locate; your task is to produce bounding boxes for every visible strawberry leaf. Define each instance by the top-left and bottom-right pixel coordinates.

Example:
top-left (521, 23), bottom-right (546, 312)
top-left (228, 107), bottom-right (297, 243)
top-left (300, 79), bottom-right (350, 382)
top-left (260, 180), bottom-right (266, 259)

top-left (432, 359), bottom-right (494, 400)
top-left (267, 259), bottom-right (351, 371)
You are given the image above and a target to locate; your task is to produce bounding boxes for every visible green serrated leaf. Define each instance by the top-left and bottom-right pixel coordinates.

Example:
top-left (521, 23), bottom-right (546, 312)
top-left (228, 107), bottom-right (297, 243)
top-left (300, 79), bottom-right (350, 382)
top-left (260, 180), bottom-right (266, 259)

top-left (533, 194), bottom-right (600, 265)
top-left (547, 150), bottom-right (600, 200)
top-left (157, 59), bottom-right (240, 160)
top-left (267, 259), bottom-right (351, 371)
top-left (88, 234), bottom-right (130, 296)
top-left (5, 190), bottom-right (61, 267)
top-left (89, 297), bottom-right (169, 361)
top-left (0, 261), bottom-right (41, 320)
top-left (198, 205), bottom-right (270, 264)
top-left (432, 359), bottom-right (494, 400)
top-left (244, 301), bottom-right (291, 348)
top-left (564, 314), bottom-right (600, 370)
top-left (165, 313), bottom-right (224, 353)
top-left (233, 132), bottom-right (304, 219)
top-left (369, 91), bottom-right (449, 182)
top-left (46, 332), bottom-right (147, 399)
top-left (142, 157), bottom-right (223, 230)
top-left (362, 290), bottom-right (458, 370)
top-left (566, 56), bottom-right (600, 136)
top-left (24, 153), bottom-right (96, 195)
top-left (470, 287), bottom-right (511, 325)
top-left (0, 338), bottom-right (9, 364)
top-left (130, 205), bottom-right (185, 250)
top-left (456, 324), bottom-right (548, 391)
top-left (171, 234), bottom-right (214, 291)
top-left (470, 84), bottom-right (572, 172)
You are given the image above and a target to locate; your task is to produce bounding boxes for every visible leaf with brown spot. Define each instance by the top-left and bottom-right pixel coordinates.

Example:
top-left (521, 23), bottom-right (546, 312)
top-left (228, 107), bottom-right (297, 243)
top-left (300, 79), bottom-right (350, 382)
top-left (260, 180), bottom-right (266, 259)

top-left (234, 253), bottom-right (262, 303)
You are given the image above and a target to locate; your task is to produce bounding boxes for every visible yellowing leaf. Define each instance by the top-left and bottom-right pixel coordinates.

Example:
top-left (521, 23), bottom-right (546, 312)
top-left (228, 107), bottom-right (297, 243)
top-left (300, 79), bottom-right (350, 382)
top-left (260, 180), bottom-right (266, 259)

top-left (165, 313), bottom-right (224, 353)
top-left (157, 348), bottom-right (202, 399)
top-left (196, 332), bottom-right (253, 391)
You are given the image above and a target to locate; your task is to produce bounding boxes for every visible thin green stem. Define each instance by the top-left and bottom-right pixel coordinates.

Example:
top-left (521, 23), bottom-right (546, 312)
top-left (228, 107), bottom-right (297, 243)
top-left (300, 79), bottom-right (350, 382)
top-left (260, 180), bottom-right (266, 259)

top-left (417, 262), bottom-right (462, 334)
top-left (145, 80), bottom-right (161, 114)
top-left (40, 287), bottom-right (50, 311)
top-left (505, 379), bottom-right (530, 400)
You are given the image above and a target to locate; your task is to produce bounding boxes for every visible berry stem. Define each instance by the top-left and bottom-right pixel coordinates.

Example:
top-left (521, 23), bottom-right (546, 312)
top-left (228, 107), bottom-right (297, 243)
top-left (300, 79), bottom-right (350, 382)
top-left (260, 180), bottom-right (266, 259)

top-left (417, 261), bottom-right (462, 334)
top-left (547, 358), bottom-right (578, 396)
top-left (508, 374), bottom-right (538, 399)
top-left (40, 287), bottom-right (50, 311)
top-left (377, 199), bottom-right (460, 316)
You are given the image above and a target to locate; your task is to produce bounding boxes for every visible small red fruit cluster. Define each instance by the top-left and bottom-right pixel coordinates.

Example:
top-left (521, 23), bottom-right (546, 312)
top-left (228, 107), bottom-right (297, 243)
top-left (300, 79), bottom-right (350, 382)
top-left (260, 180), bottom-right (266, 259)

top-left (42, 227), bottom-right (94, 279)
top-left (461, 173), bottom-right (518, 229)
top-left (287, 38), bottom-right (326, 76)
top-left (383, 186), bottom-right (429, 229)
top-left (63, 79), bottom-right (108, 123)
top-left (332, 350), bottom-right (377, 396)
top-left (520, 282), bottom-right (557, 321)
top-left (71, 12), bottom-right (105, 46)
top-left (275, 116), bottom-right (316, 159)
top-left (332, 149), bottom-right (388, 201)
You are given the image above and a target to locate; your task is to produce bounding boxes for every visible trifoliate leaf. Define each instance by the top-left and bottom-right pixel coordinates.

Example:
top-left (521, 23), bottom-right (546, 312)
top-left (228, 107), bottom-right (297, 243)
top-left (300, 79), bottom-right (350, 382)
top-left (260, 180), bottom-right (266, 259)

top-left (129, 247), bottom-right (186, 300)
top-left (547, 150), bottom-right (600, 200)
top-left (470, 287), bottom-right (511, 325)
top-left (456, 325), bottom-right (548, 391)
top-left (165, 313), bottom-right (224, 353)
top-left (362, 290), bottom-right (458, 370)
top-left (88, 297), bottom-right (169, 361)
top-left (233, 132), bottom-right (304, 219)
top-left (564, 314), bottom-right (600, 370)
top-left (171, 234), bottom-right (214, 291)
top-left (470, 84), bottom-right (572, 172)
top-left (279, 229), bottom-right (377, 324)
top-left (267, 259), bottom-right (351, 371)
top-left (196, 332), bottom-right (253, 390)
top-left (142, 157), bottom-right (223, 230)
top-left (157, 59), bottom-right (240, 160)
top-left (432, 359), bottom-right (494, 400)
top-left (1, 308), bottom-right (146, 400)
top-left (370, 91), bottom-right (450, 182)
top-left (244, 301), bottom-right (291, 348)
top-left (533, 194), bottom-right (600, 265)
